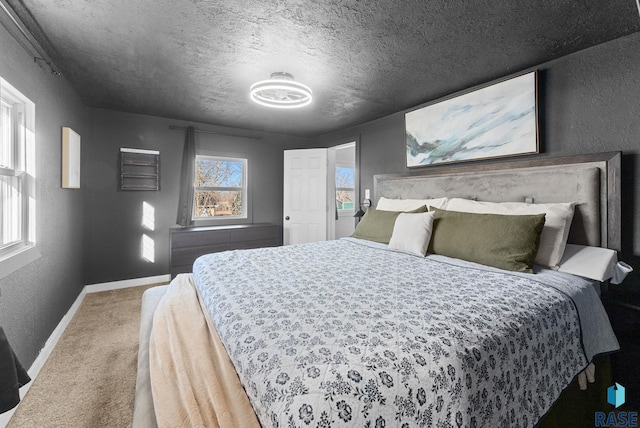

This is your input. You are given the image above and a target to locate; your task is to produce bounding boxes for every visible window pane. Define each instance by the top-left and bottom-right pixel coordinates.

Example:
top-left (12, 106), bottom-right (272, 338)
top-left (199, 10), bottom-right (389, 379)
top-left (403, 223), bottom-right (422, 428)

top-left (195, 158), bottom-right (243, 187)
top-left (0, 77), bottom-right (35, 277)
top-left (1, 175), bottom-right (22, 248)
top-left (336, 166), bottom-right (354, 211)
top-left (336, 190), bottom-right (355, 210)
top-left (1, 100), bottom-right (14, 169)
top-left (194, 190), bottom-right (243, 217)
top-left (335, 166), bottom-right (354, 188)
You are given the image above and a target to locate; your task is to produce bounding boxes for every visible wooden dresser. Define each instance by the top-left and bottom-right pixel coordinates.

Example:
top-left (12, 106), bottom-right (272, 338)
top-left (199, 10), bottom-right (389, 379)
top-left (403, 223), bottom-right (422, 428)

top-left (170, 223), bottom-right (279, 278)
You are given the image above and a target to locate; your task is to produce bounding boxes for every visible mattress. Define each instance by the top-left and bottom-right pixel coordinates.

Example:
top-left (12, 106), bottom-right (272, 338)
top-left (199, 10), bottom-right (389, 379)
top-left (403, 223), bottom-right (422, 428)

top-left (185, 237), bottom-right (619, 427)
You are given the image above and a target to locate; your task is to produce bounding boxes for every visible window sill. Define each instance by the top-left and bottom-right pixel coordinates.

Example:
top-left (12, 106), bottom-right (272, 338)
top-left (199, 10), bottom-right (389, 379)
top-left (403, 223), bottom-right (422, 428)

top-left (337, 211), bottom-right (356, 218)
top-left (191, 217), bottom-right (251, 227)
top-left (0, 244), bottom-right (41, 280)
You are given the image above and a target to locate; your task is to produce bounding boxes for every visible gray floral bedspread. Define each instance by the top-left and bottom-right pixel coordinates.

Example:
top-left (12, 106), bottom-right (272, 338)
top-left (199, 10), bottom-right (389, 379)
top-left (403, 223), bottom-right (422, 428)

top-left (193, 238), bottom-right (618, 428)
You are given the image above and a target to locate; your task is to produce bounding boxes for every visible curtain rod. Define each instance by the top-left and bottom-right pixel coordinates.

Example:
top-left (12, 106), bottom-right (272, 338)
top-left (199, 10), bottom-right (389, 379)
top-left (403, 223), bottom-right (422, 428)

top-left (0, 0), bottom-right (61, 75)
top-left (169, 125), bottom-right (261, 140)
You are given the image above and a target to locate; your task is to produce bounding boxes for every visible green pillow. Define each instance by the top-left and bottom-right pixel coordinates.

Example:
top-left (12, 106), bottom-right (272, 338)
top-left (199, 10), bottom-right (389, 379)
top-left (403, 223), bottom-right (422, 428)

top-left (428, 208), bottom-right (546, 273)
top-left (352, 206), bottom-right (427, 244)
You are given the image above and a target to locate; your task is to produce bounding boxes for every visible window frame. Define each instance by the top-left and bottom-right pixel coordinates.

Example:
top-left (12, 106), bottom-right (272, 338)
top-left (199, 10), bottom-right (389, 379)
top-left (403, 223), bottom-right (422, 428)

top-left (0, 76), bottom-right (39, 280)
top-left (191, 153), bottom-right (251, 226)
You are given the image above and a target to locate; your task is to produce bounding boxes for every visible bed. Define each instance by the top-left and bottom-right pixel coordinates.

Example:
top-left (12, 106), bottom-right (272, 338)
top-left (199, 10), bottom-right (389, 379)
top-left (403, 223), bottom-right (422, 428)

top-left (133, 152), bottom-right (622, 427)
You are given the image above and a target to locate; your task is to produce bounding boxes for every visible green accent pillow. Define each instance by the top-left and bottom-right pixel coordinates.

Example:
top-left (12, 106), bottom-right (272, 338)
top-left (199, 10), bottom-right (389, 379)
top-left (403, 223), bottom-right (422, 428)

top-left (352, 206), bottom-right (427, 244)
top-left (428, 208), bottom-right (546, 273)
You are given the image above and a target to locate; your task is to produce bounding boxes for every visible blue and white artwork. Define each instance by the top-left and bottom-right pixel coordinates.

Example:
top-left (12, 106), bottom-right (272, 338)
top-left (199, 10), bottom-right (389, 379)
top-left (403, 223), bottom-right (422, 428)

top-left (405, 71), bottom-right (538, 167)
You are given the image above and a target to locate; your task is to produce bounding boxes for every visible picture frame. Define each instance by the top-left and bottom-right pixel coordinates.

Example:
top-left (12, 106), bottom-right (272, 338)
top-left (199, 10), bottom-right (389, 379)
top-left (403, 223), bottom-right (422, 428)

top-left (62, 127), bottom-right (80, 188)
top-left (405, 70), bottom-right (539, 168)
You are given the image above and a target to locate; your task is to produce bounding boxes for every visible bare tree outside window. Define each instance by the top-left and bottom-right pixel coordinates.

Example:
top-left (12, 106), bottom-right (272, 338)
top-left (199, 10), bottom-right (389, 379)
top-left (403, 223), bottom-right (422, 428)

top-left (194, 156), bottom-right (246, 218)
top-left (336, 166), bottom-right (355, 211)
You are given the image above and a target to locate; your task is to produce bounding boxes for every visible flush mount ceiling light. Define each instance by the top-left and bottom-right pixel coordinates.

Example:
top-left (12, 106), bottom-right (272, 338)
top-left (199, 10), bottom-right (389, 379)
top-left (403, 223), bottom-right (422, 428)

top-left (250, 72), bottom-right (312, 109)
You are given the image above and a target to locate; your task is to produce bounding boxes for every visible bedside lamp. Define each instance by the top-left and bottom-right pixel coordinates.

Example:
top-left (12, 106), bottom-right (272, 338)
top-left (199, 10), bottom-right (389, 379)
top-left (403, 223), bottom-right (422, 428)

top-left (353, 199), bottom-right (371, 220)
top-left (612, 261), bottom-right (633, 285)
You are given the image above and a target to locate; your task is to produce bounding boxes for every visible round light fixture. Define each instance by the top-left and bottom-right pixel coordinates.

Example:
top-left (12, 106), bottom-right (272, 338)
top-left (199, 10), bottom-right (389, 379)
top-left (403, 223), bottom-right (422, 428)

top-left (250, 72), bottom-right (312, 109)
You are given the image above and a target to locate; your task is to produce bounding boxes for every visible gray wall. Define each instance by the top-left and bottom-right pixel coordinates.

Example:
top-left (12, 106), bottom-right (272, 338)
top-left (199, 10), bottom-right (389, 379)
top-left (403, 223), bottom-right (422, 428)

top-left (0, 25), bottom-right (87, 367)
top-left (83, 108), bottom-right (312, 284)
top-left (315, 32), bottom-right (640, 300)
top-left (3, 17), bottom-right (640, 371)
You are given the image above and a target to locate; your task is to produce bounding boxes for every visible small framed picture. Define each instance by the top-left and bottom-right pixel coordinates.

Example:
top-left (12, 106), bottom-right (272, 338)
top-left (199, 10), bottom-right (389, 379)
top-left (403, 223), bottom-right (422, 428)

top-left (62, 127), bottom-right (80, 188)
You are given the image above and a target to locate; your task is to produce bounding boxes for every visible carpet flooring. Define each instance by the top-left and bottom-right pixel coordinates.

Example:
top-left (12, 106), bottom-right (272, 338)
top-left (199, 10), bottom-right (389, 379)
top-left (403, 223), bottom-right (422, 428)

top-left (7, 284), bottom-right (163, 428)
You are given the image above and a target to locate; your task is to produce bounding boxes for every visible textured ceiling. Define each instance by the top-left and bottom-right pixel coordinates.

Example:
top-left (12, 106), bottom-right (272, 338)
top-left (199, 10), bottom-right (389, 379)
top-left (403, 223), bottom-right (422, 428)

top-left (8, 0), bottom-right (640, 137)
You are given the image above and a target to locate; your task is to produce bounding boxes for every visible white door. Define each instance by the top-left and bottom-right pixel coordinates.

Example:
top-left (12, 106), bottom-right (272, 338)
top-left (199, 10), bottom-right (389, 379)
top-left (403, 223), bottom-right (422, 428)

top-left (283, 148), bottom-right (328, 245)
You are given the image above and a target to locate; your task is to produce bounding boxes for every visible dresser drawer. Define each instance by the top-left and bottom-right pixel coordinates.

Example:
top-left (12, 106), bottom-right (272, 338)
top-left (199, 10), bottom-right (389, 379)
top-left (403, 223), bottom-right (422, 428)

top-left (169, 223), bottom-right (280, 277)
top-left (171, 229), bottom-right (230, 248)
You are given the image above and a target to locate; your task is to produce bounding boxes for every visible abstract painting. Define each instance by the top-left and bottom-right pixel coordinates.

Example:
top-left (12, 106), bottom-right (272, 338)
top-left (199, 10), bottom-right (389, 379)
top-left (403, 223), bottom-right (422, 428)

top-left (405, 71), bottom-right (538, 168)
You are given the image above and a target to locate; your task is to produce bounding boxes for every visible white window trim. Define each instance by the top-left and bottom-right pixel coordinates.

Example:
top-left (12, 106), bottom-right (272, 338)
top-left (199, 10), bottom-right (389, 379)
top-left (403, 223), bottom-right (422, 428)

top-left (191, 153), bottom-right (251, 226)
top-left (0, 77), bottom-right (39, 280)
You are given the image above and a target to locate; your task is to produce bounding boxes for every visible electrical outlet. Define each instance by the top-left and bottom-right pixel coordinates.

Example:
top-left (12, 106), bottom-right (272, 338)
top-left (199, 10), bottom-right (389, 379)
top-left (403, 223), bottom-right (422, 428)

top-left (365, 189), bottom-right (370, 199)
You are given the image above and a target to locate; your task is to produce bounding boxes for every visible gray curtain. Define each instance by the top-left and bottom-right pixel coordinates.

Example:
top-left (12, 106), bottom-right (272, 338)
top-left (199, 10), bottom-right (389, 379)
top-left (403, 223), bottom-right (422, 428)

top-left (176, 126), bottom-right (196, 226)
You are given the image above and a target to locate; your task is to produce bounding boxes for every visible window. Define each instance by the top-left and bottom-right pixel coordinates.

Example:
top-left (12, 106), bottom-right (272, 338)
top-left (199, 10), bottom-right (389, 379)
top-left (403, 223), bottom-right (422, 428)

top-left (193, 155), bottom-right (247, 220)
top-left (335, 166), bottom-right (355, 212)
top-left (0, 77), bottom-right (37, 278)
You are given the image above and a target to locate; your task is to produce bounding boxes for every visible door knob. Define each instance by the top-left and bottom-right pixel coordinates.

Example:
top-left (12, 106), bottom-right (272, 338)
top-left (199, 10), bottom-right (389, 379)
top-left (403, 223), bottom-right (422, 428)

top-left (285, 216), bottom-right (290, 220)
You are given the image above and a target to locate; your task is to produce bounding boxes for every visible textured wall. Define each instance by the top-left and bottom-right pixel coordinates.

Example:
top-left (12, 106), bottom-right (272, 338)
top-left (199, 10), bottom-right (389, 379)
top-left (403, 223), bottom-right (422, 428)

top-left (83, 109), bottom-right (313, 284)
top-left (315, 32), bottom-right (640, 300)
top-left (0, 25), bottom-right (87, 367)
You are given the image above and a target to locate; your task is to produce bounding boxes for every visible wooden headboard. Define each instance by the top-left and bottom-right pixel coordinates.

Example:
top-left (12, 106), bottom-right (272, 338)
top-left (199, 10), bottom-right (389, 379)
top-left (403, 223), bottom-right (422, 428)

top-left (374, 152), bottom-right (621, 251)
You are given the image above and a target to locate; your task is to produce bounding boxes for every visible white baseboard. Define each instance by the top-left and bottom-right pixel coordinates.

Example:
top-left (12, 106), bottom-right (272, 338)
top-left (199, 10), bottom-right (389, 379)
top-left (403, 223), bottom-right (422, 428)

top-left (0, 285), bottom-right (87, 427)
top-left (0, 274), bottom-right (170, 428)
top-left (85, 274), bottom-right (171, 293)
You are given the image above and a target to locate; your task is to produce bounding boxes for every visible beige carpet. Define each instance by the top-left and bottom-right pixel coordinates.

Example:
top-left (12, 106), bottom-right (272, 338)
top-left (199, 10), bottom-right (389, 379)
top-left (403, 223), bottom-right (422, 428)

top-left (8, 284), bottom-right (164, 428)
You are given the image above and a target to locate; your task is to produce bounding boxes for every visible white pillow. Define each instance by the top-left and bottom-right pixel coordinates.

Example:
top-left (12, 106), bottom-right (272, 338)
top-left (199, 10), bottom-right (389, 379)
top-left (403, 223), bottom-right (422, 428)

top-left (445, 198), bottom-right (575, 268)
top-left (377, 197), bottom-right (448, 212)
top-left (557, 244), bottom-right (618, 281)
top-left (388, 211), bottom-right (436, 257)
